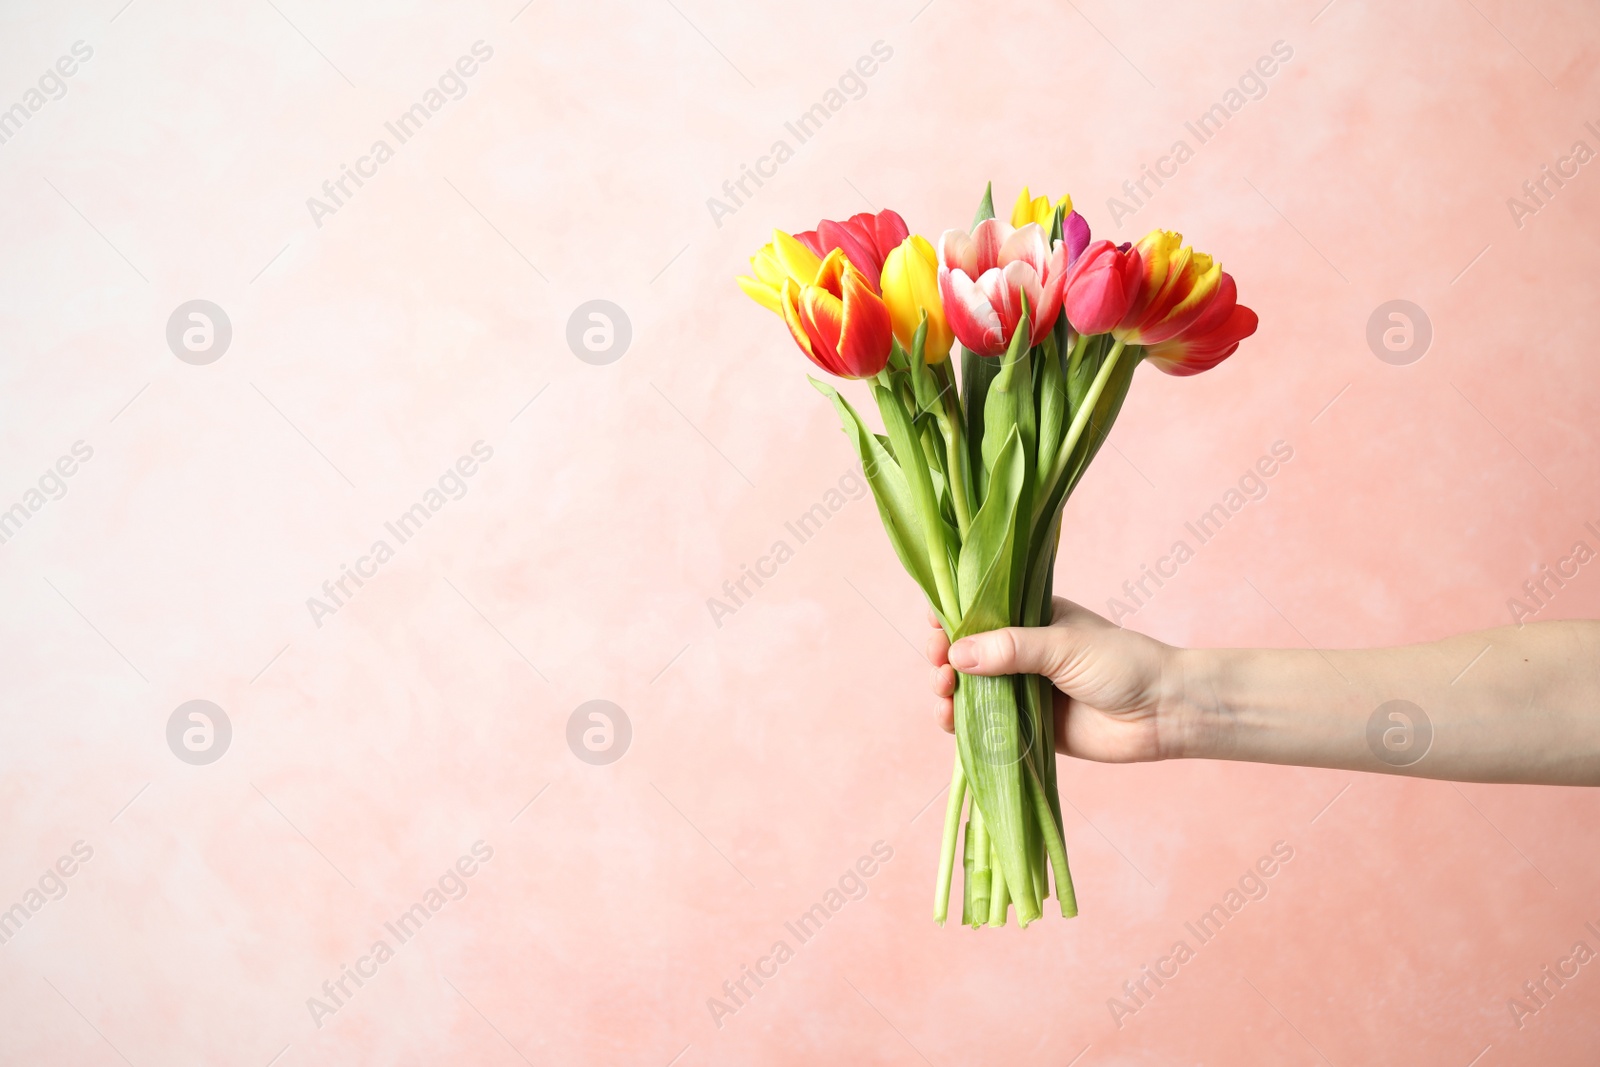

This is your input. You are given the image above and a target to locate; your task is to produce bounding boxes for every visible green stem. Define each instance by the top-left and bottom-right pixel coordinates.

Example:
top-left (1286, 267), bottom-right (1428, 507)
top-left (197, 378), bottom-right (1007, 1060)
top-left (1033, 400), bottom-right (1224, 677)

top-left (1032, 337), bottom-right (1128, 531)
top-left (960, 810), bottom-right (974, 926)
top-left (988, 842), bottom-right (1009, 926)
top-left (1066, 328), bottom-right (1089, 379)
top-left (934, 755), bottom-right (967, 925)
top-left (1026, 753), bottom-right (1077, 917)
top-left (969, 803), bottom-right (991, 926)
top-left (930, 359), bottom-right (974, 537)
top-left (873, 374), bottom-right (960, 617)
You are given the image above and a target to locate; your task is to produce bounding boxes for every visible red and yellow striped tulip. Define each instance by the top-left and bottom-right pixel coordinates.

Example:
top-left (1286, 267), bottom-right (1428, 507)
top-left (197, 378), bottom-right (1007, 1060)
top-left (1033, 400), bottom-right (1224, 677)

top-left (778, 248), bottom-right (894, 379)
top-left (1114, 230), bottom-right (1223, 346)
top-left (737, 230), bottom-right (825, 314)
top-left (794, 209), bottom-right (910, 291)
top-left (1144, 272), bottom-right (1258, 376)
top-left (881, 235), bottom-right (954, 363)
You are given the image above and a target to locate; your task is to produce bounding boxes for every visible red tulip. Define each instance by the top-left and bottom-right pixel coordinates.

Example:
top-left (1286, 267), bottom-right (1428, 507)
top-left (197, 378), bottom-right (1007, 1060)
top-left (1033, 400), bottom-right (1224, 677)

top-left (1062, 240), bottom-right (1142, 336)
top-left (936, 219), bottom-right (1070, 356)
top-left (793, 209), bottom-right (910, 291)
top-left (1144, 272), bottom-right (1258, 376)
top-left (778, 248), bottom-right (894, 379)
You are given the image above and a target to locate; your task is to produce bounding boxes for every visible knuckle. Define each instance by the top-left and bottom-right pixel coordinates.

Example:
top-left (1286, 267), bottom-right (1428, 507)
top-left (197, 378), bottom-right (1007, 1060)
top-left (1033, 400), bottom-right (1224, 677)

top-left (984, 630), bottom-right (1018, 668)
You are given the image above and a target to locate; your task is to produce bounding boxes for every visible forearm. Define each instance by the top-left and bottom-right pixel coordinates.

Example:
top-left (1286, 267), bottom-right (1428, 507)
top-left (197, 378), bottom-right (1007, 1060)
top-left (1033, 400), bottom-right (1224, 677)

top-left (1169, 621), bottom-right (1600, 785)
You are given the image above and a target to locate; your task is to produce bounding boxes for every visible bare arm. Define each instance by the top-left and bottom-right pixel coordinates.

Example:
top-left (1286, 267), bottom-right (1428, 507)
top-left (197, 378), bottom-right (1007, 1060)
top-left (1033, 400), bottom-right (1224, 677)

top-left (927, 600), bottom-right (1600, 786)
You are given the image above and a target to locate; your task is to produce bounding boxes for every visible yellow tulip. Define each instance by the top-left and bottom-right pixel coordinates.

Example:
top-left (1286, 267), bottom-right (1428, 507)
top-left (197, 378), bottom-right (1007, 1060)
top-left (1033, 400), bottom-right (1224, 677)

top-left (881, 235), bottom-right (953, 363)
top-left (1010, 186), bottom-right (1073, 230)
top-left (736, 230), bottom-right (824, 314)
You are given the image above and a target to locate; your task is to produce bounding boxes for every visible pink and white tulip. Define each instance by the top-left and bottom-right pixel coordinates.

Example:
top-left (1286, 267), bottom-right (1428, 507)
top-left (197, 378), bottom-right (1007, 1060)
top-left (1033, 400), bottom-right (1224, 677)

top-left (935, 217), bottom-right (1084, 356)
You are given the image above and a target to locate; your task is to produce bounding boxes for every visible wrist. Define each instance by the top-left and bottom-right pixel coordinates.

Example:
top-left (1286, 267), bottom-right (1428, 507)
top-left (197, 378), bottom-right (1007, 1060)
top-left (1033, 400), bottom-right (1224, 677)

top-left (1157, 645), bottom-right (1232, 761)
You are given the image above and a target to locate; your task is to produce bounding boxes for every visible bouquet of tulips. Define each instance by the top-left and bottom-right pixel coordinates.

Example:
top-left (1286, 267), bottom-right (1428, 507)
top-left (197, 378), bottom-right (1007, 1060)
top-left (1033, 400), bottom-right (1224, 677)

top-left (738, 184), bottom-right (1258, 927)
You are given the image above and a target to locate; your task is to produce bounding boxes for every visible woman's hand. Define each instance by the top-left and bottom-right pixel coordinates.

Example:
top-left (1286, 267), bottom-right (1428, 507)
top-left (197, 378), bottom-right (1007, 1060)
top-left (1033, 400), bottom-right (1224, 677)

top-left (926, 597), bottom-right (1187, 763)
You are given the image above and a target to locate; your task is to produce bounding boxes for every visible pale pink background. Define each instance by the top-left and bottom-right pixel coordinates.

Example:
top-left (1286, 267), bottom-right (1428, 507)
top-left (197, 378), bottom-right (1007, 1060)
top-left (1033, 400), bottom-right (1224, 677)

top-left (1, 0), bottom-right (1598, 1063)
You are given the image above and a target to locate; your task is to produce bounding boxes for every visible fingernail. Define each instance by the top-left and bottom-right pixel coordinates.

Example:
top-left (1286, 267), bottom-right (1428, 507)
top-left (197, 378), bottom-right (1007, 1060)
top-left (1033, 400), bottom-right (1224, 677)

top-left (948, 639), bottom-right (977, 669)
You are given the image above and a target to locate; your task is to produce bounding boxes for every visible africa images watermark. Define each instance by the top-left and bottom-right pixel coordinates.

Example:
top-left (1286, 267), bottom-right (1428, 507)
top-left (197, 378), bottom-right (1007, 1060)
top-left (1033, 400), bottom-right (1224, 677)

top-left (0, 40), bottom-right (94, 148)
top-left (1107, 840), bottom-right (1296, 1028)
top-left (1506, 117), bottom-right (1600, 230)
top-left (1106, 39), bottom-right (1293, 228)
top-left (305, 41), bottom-right (495, 228)
top-left (0, 439), bottom-right (94, 547)
top-left (1105, 440), bottom-right (1294, 623)
top-left (705, 464), bottom-right (868, 628)
top-left (306, 441), bottom-right (494, 628)
top-left (0, 841), bottom-right (94, 947)
top-left (705, 40), bottom-right (894, 228)
top-left (1505, 919), bottom-right (1600, 1030)
top-left (306, 841), bottom-right (494, 1029)
top-left (706, 840), bottom-right (894, 1029)
top-left (1504, 520), bottom-right (1600, 627)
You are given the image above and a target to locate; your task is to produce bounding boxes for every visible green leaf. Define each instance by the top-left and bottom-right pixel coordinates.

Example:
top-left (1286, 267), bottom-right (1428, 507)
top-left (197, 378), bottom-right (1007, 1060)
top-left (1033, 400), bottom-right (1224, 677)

top-left (810, 377), bottom-right (945, 623)
top-left (980, 315), bottom-right (1035, 482)
top-left (961, 349), bottom-right (1001, 502)
top-left (955, 426), bottom-right (1023, 627)
top-left (1037, 331), bottom-right (1067, 483)
top-left (980, 311), bottom-right (1036, 625)
top-left (972, 181), bottom-right (995, 227)
top-left (1066, 332), bottom-right (1107, 416)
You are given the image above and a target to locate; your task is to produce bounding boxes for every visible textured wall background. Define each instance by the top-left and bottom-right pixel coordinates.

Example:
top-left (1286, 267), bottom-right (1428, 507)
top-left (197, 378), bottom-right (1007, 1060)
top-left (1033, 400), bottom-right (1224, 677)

top-left (2, 0), bottom-right (1599, 1063)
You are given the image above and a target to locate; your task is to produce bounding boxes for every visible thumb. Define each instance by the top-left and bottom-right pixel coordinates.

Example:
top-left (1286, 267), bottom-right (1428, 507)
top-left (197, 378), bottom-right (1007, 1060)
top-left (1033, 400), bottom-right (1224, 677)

top-left (947, 626), bottom-right (1070, 678)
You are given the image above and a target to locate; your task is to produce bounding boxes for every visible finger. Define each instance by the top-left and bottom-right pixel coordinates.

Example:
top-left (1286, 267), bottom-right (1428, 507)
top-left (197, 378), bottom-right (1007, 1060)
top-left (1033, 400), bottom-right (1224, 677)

top-left (936, 695), bottom-right (954, 733)
top-left (926, 626), bottom-right (951, 668)
top-left (947, 626), bottom-right (1072, 678)
top-left (927, 607), bottom-right (942, 629)
top-left (930, 662), bottom-right (956, 698)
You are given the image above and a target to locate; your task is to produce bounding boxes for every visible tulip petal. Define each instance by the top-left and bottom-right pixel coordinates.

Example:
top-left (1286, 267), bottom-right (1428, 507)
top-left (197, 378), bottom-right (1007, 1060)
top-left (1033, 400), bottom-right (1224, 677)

top-left (1146, 304), bottom-right (1257, 375)
top-left (1010, 187), bottom-right (1034, 229)
top-left (937, 228), bottom-right (976, 276)
top-left (969, 218), bottom-right (1012, 274)
top-left (1177, 272), bottom-right (1238, 340)
top-left (736, 274), bottom-right (782, 314)
top-left (837, 265), bottom-right (894, 378)
top-left (799, 286), bottom-right (848, 377)
top-left (998, 222), bottom-right (1050, 277)
top-left (813, 247), bottom-right (851, 297)
top-left (819, 219), bottom-right (882, 289)
top-left (778, 280), bottom-right (820, 364)
top-left (1062, 211), bottom-right (1091, 267)
top-left (940, 266), bottom-right (1006, 356)
top-left (871, 210), bottom-right (910, 255)
top-left (773, 230), bottom-right (825, 284)
top-left (1031, 241), bottom-right (1068, 341)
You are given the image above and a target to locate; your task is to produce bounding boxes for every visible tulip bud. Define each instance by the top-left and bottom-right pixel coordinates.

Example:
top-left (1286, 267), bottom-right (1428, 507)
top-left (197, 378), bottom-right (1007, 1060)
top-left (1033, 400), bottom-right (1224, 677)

top-left (1010, 187), bottom-right (1073, 230)
top-left (737, 230), bottom-right (824, 314)
top-left (1115, 230), bottom-right (1223, 346)
top-left (778, 249), bottom-right (894, 379)
top-left (936, 220), bottom-right (1071, 356)
top-left (881, 235), bottom-right (954, 363)
top-left (1063, 240), bottom-right (1141, 336)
